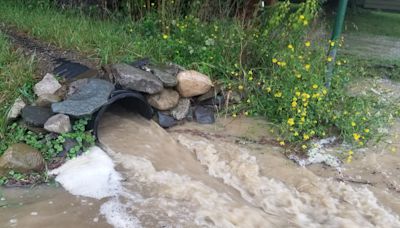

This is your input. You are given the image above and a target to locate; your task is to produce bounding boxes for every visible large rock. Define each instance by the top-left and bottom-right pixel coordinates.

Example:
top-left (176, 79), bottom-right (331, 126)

top-left (171, 98), bottom-right (190, 120)
top-left (147, 89), bottom-right (179, 110)
top-left (35, 94), bottom-right (62, 107)
top-left (66, 78), bottom-right (89, 98)
top-left (7, 97), bottom-right (26, 120)
top-left (34, 73), bottom-right (62, 97)
top-left (44, 114), bottom-right (71, 134)
top-left (0, 143), bottom-right (45, 176)
top-left (176, 70), bottom-right (213, 97)
top-left (112, 64), bottom-right (163, 94)
top-left (21, 106), bottom-right (54, 127)
top-left (147, 65), bottom-right (178, 87)
top-left (52, 79), bottom-right (114, 117)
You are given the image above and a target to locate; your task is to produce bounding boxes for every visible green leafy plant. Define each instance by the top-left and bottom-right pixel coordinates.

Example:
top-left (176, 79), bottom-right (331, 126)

top-left (0, 118), bottom-right (95, 159)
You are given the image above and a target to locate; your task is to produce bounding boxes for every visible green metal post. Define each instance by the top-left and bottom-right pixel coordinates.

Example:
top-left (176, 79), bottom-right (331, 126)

top-left (325, 0), bottom-right (349, 87)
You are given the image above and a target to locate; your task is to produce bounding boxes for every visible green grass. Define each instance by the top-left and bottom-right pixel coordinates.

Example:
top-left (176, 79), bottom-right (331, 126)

top-left (346, 9), bottom-right (400, 38)
top-left (342, 9), bottom-right (400, 81)
top-left (0, 32), bottom-right (36, 138)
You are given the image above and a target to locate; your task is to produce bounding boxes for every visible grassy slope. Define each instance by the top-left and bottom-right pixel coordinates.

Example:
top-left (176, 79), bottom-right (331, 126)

top-left (346, 9), bottom-right (400, 38)
top-left (0, 32), bottom-right (36, 138)
top-left (343, 9), bottom-right (400, 80)
top-left (0, 3), bottom-right (138, 64)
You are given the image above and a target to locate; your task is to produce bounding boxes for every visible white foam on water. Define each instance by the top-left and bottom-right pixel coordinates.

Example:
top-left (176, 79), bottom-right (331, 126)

top-left (100, 198), bottom-right (142, 228)
top-left (49, 146), bottom-right (143, 228)
top-left (49, 146), bottom-right (123, 199)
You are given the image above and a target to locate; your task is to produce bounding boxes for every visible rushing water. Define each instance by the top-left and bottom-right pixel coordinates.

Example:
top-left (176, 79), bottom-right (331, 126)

top-left (1, 109), bottom-right (399, 227)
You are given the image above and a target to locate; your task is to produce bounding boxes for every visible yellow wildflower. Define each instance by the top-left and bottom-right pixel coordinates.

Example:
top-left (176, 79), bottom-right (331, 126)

top-left (351, 122), bottom-right (356, 127)
top-left (238, 85), bottom-right (244, 90)
top-left (303, 20), bottom-right (308, 26)
top-left (295, 91), bottom-right (301, 97)
top-left (312, 84), bottom-right (318, 89)
top-left (302, 144), bottom-right (307, 150)
top-left (330, 41), bottom-right (335, 47)
top-left (353, 133), bottom-right (361, 141)
top-left (303, 134), bottom-right (310, 140)
top-left (288, 44), bottom-right (294, 50)
top-left (232, 113), bottom-right (237, 118)
top-left (296, 74), bottom-right (302, 79)
top-left (327, 57), bottom-right (333, 62)
top-left (274, 92), bottom-right (282, 98)
top-left (287, 118), bottom-right (295, 126)
top-left (346, 155), bottom-right (352, 163)
top-left (294, 131), bottom-right (299, 136)
top-left (244, 111), bottom-right (249, 116)
top-left (162, 34), bottom-right (169, 39)
top-left (272, 58), bottom-right (278, 63)
top-left (305, 64), bottom-right (311, 71)
top-left (305, 41), bottom-right (311, 47)
top-left (364, 129), bottom-right (370, 133)
top-left (280, 141), bottom-right (285, 146)
top-left (280, 62), bottom-right (287, 67)
top-left (266, 87), bottom-right (272, 92)
top-left (299, 15), bottom-right (305, 20)
top-left (291, 101), bottom-right (297, 108)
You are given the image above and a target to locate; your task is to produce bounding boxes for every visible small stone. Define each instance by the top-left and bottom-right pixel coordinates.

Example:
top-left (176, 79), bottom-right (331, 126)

top-left (226, 91), bottom-right (242, 104)
top-left (197, 84), bottom-right (222, 102)
top-left (52, 79), bottom-right (114, 117)
top-left (176, 70), bottom-right (213, 97)
top-left (194, 106), bottom-right (215, 124)
top-left (34, 73), bottom-right (62, 97)
top-left (171, 98), bottom-right (190, 120)
top-left (112, 64), bottom-right (163, 94)
top-left (199, 96), bottom-right (225, 108)
top-left (157, 112), bottom-right (177, 128)
top-left (21, 106), bottom-right (54, 127)
top-left (147, 89), bottom-right (179, 111)
top-left (35, 94), bottom-right (62, 107)
top-left (44, 114), bottom-right (71, 134)
top-left (0, 143), bottom-right (45, 176)
top-left (7, 97), bottom-right (26, 120)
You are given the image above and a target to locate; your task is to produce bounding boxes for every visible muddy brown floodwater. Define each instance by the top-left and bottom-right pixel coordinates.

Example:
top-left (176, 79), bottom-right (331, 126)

top-left (1, 109), bottom-right (399, 227)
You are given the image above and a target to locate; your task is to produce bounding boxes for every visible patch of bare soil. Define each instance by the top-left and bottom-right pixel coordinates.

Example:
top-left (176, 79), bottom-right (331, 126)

top-left (0, 23), bottom-right (102, 77)
top-left (343, 33), bottom-right (400, 60)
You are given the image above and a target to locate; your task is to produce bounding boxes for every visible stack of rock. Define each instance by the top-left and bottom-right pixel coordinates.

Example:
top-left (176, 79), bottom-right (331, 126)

top-left (3, 72), bottom-right (115, 175)
top-left (2, 60), bottom-right (224, 176)
top-left (111, 62), bottom-right (223, 128)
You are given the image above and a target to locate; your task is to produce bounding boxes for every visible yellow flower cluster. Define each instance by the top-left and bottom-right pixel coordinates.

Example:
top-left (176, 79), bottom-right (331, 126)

top-left (346, 150), bottom-right (353, 163)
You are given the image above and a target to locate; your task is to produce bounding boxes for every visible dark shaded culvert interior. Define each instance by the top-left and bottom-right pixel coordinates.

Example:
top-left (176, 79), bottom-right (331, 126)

top-left (91, 90), bottom-right (154, 138)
